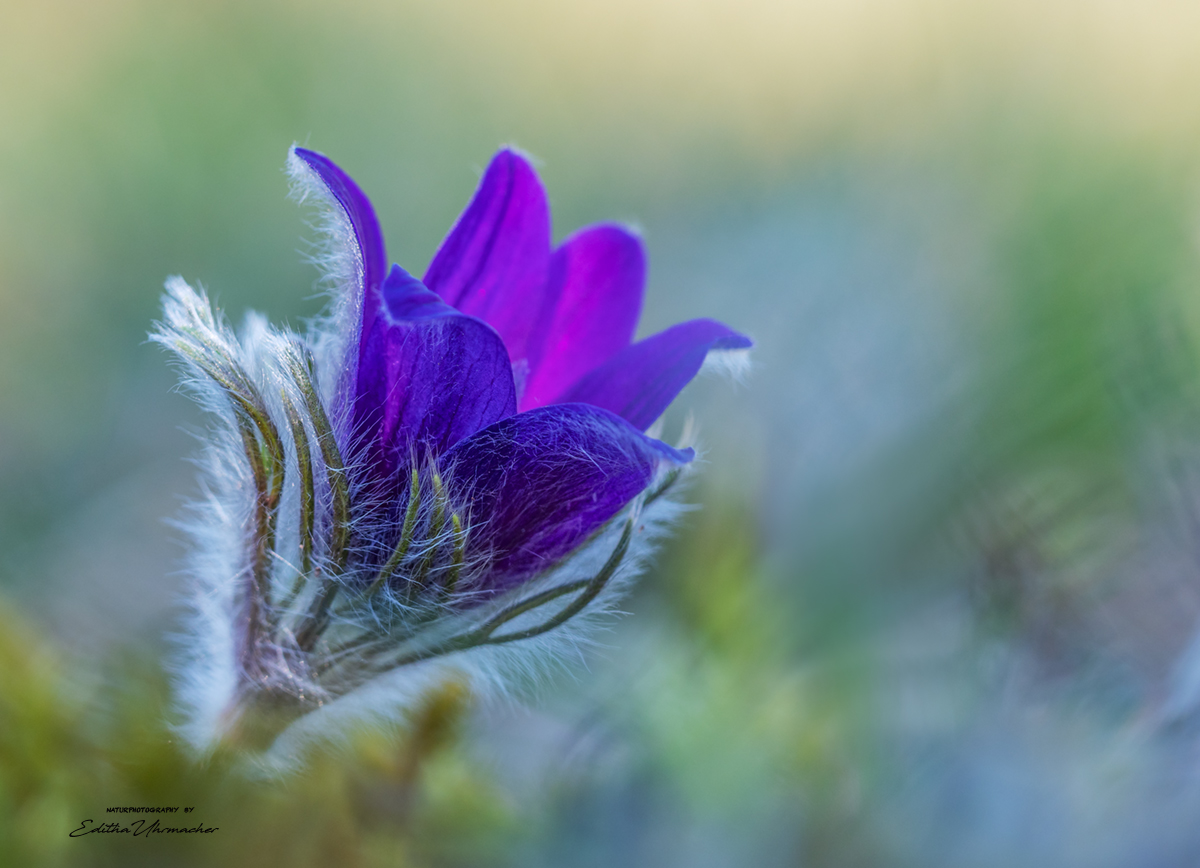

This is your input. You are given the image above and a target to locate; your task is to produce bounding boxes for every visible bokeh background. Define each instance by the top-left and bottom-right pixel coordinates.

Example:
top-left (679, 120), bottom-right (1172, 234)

top-left (7, 0), bottom-right (1200, 864)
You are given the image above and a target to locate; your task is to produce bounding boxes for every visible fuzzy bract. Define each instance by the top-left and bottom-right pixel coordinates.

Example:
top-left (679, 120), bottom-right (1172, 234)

top-left (154, 146), bottom-right (751, 760)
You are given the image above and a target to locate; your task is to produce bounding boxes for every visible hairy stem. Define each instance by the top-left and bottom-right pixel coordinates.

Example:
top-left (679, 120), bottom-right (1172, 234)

top-left (286, 343), bottom-right (351, 652)
top-left (367, 468), bottom-right (421, 598)
top-left (378, 518), bottom-right (634, 670)
top-left (277, 390), bottom-right (315, 618)
top-left (407, 471), bottom-right (447, 601)
top-left (170, 331), bottom-right (284, 680)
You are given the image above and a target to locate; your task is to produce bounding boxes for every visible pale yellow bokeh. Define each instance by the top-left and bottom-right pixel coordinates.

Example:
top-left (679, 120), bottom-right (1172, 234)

top-left (5, 0), bottom-right (1200, 163)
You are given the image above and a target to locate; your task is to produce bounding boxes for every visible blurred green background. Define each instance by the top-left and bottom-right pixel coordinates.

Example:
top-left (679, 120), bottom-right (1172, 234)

top-left (8, 0), bottom-right (1200, 865)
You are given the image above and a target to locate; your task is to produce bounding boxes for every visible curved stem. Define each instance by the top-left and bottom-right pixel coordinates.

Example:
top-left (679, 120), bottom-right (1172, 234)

top-left (287, 343), bottom-right (351, 652)
top-left (378, 518), bottom-right (634, 670)
top-left (367, 468), bottom-right (421, 598)
top-left (277, 390), bottom-right (315, 619)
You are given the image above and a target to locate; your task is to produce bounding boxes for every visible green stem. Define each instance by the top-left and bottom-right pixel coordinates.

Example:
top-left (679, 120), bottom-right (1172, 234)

top-left (277, 391), bottom-right (315, 618)
top-left (377, 518), bottom-right (634, 670)
top-left (171, 331), bottom-right (284, 679)
top-left (286, 343), bottom-right (351, 652)
top-left (367, 468), bottom-right (421, 598)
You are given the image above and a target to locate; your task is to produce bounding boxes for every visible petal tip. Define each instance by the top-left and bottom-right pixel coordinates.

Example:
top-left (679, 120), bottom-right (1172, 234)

top-left (479, 146), bottom-right (548, 199)
top-left (661, 443), bottom-right (696, 464)
top-left (490, 144), bottom-right (541, 173)
top-left (691, 318), bottom-right (754, 351)
top-left (284, 146), bottom-right (388, 303)
top-left (288, 145), bottom-right (329, 178)
top-left (380, 264), bottom-right (453, 323)
top-left (718, 333), bottom-right (754, 350)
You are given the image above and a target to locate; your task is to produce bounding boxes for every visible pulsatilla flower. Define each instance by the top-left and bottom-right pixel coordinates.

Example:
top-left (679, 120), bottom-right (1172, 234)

top-left (155, 146), bottom-right (751, 756)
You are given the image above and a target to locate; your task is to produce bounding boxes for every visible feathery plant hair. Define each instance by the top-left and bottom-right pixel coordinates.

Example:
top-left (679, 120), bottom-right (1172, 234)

top-left (155, 279), bottom-right (689, 760)
top-left (154, 145), bottom-right (748, 766)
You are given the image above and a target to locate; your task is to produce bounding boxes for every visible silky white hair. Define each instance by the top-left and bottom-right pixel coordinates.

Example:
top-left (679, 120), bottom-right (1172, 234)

top-left (155, 268), bottom-right (693, 771)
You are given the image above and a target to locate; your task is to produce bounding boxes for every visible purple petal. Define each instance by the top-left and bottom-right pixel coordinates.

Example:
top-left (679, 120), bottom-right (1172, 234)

top-left (353, 265), bottom-right (516, 481)
top-left (424, 149), bottom-right (551, 364)
top-left (520, 224), bottom-right (645, 412)
top-left (291, 148), bottom-right (388, 343)
top-left (443, 404), bottom-right (693, 590)
top-left (555, 319), bottom-right (753, 431)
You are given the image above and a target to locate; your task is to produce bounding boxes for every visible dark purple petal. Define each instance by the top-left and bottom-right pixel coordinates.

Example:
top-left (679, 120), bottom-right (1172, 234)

top-left (555, 319), bottom-right (753, 431)
top-left (443, 404), bottom-right (692, 590)
top-left (353, 266), bottom-right (516, 481)
top-left (381, 266), bottom-right (453, 321)
top-left (424, 149), bottom-right (551, 364)
top-left (520, 224), bottom-right (645, 412)
top-left (291, 148), bottom-right (388, 344)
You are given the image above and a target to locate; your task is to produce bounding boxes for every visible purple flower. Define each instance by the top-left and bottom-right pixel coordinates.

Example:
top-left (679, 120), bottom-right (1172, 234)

top-left (155, 146), bottom-right (750, 757)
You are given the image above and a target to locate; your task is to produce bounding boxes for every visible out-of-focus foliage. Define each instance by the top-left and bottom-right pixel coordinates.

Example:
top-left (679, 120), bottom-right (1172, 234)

top-left (9, 0), bottom-right (1200, 865)
top-left (0, 598), bottom-right (517, 868)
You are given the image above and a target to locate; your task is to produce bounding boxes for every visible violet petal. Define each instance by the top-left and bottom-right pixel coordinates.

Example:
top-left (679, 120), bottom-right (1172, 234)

top-left (443, 403), bottom-right (693, 590)
top-left (354, 265), bottom-right (516, 480)
top-left (291, 148), bottom-right (388, 345)
top-left (423, 149), bottom-right (551, 364)
top-left (555, 319), bottom-right (753, 431)
top-left (520, 224), bottom-right (645, 412)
